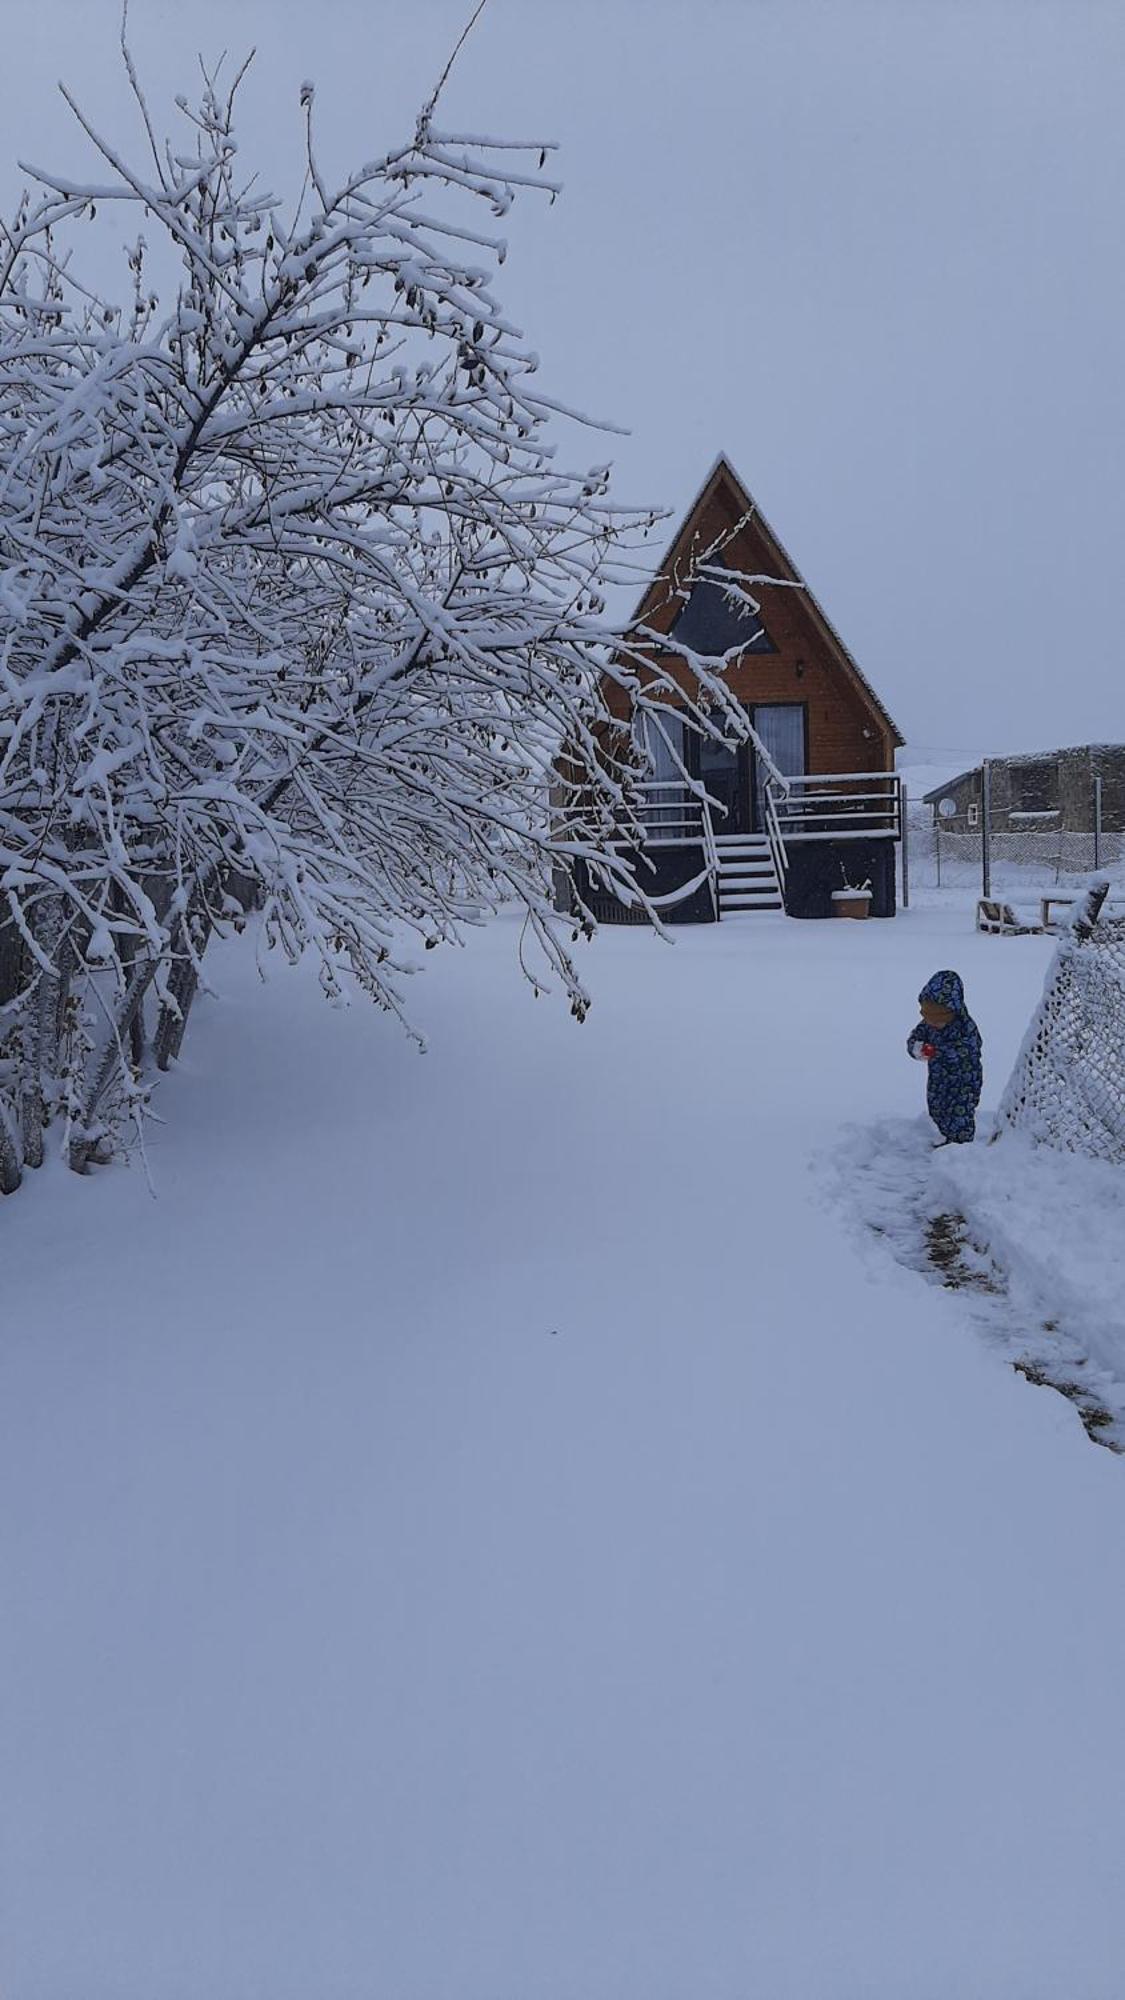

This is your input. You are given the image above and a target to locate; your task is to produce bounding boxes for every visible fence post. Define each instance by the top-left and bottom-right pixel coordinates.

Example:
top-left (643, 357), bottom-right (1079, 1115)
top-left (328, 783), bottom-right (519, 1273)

top-left (1073, 876), bottom-right (1110, 940)
top-left (1094, 773), bottom-right (1102, 872)
top-left (900, 784), bottom-right (909, 908)
top-left (981, 760), bottom-right (992, 900)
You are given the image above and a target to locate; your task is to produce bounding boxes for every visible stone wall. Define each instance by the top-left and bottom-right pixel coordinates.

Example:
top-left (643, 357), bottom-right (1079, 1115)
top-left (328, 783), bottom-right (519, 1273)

top-left (928, 748), bottom-right (1125, 835)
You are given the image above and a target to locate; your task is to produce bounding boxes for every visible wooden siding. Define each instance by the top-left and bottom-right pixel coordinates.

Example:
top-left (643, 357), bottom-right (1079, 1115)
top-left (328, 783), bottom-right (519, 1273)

top-left (607, 462), bottom-right (899, 775)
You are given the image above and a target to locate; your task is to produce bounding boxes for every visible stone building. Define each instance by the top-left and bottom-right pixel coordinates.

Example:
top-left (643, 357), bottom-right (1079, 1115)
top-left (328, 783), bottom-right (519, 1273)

top-left (924, 746), bottom-right (1125, 836)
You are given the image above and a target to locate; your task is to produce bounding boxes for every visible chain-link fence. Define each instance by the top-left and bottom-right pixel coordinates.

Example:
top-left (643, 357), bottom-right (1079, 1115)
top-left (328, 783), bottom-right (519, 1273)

top-left (998, 884), bottom-right (1125, 1162)
top-left (902, 782), bottom-right (1125, 909)
top-left (901, 798), bottom-right (990, 904)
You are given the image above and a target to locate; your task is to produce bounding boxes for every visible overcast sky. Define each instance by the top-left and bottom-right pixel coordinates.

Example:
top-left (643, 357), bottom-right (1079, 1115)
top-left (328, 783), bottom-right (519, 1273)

top-left (2, 0), bottom-right (1122, 760)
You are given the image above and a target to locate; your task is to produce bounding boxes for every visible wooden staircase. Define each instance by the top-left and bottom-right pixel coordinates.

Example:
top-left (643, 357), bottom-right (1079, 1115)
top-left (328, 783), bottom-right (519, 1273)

top-left (713, 832), bottom-right (785, 914)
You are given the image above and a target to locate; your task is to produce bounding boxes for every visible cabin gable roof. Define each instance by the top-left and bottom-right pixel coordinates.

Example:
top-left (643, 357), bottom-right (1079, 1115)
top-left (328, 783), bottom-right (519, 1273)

top-left (628, 454), bottom-right (904, 749)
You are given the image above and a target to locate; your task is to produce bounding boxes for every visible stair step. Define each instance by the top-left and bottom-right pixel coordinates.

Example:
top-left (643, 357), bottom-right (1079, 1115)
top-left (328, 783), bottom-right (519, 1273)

top-left (711, 825), bottom-right (783, 915)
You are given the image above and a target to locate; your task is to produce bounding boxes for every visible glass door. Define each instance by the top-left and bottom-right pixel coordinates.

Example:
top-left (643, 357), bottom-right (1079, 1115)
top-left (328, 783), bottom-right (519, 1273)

top-left (751, 704), bottom-right (806, 830)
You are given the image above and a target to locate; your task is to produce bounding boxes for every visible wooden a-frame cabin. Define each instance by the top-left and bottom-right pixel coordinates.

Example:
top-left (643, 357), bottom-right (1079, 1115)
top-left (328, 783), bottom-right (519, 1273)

top-left (582, 456), bottom-right (905, 923)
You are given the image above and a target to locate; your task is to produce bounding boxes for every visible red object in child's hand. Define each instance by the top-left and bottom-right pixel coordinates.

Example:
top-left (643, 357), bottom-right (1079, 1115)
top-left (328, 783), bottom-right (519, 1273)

top-left (921, 1043), bottom-right (936, 1060)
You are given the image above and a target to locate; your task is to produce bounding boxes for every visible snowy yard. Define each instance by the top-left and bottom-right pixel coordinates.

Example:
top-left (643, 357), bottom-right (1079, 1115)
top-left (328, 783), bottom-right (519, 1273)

top-left (5, 905), bottom-right (1125, 1999)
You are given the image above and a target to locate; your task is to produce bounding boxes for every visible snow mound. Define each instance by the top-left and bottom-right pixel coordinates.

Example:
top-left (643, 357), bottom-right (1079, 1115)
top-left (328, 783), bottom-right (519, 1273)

top-left (836, 1111), bottom-right (1125, 1445)
top-left (935, 1135), bottom-right (1125, 1388)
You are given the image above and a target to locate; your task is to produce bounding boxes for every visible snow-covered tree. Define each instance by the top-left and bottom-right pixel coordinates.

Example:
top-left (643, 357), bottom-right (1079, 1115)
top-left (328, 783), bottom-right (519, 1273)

top-left (0, 38), bottom-right (743, 1194)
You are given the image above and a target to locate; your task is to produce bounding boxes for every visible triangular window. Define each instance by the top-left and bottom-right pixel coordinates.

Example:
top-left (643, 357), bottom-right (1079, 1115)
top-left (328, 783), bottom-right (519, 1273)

top-left (668, 552), bottom-right (775, 657)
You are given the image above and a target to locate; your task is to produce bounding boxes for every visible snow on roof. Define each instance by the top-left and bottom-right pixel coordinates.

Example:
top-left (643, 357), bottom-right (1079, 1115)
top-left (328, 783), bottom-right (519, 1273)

top-left (916, 741), bottom-right (1125, 803)
top-left (1002, 742), bottom-right (1125, 765)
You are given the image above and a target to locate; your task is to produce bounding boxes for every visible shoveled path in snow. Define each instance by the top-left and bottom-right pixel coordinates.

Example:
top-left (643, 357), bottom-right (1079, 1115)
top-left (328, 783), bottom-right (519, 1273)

top-left (837, 1111), bottom-right (1125, 1450)
top-left (4, 906), bottom-right (1125, 2000)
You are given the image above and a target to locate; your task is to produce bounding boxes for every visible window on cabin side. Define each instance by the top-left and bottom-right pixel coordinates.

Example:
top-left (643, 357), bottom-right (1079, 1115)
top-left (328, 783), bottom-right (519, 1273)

top-left (967, 802), bottom-right (979, 827)
top-left (668, 552), bottom-right (775, 657)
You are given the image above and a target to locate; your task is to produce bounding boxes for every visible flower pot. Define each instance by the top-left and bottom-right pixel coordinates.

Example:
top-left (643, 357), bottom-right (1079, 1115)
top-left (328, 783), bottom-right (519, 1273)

top-left (831, 889), bottom-right (872, 920)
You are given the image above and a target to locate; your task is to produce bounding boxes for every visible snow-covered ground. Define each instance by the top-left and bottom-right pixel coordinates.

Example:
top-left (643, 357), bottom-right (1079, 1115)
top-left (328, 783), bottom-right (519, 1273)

top-left (4, 904), bottom-right (1125, 2000)
top-left (839, 1112), bottom-right (1125, 1448)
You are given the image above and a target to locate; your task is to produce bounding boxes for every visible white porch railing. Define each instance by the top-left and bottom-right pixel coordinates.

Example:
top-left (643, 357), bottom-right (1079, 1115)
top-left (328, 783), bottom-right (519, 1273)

top-left (636, 780), bottom-right (720, 917)
top-left (766, 770), bottom-right (903, 843)
top-left (636, 779), bottom-right (712, 847)
top-left (623, 762), bottom-right (902, 917)
top-left (760, 781), bottom-right (790, 898)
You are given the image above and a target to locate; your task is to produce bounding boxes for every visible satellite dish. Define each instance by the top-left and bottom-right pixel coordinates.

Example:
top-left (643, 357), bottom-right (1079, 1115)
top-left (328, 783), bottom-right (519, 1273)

top-left (938, 796), bottom-right (958, 820)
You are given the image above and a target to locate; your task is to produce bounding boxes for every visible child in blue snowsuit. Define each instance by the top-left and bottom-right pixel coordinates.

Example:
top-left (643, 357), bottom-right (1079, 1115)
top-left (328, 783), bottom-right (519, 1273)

top-left (907, 970), bottom-right (983, 1144)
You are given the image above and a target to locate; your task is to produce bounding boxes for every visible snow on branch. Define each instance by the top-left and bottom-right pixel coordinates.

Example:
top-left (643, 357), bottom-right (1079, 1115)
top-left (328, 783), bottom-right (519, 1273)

top-left (0, 36), bottom-right (737, 1186)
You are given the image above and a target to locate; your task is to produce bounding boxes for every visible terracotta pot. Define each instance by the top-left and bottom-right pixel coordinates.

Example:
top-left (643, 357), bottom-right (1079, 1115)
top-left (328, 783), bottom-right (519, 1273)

top-left (831, 891), bottom-right (872, 920)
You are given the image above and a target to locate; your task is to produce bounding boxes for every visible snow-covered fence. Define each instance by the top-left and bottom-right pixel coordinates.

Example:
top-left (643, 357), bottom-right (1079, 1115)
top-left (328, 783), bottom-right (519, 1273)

top-left (905, 798), bottom-right (1125, 903)
top-left (905, 800), bottom-right (938, 883)
top-left (996, 880), bottom-right (1125, 1163)
top-left (904, 801), bottom-right (986, 900)
top-left (985, 822), bottom-right (1125, 890)
top-left (982, 764), bottom-right (1124, 898)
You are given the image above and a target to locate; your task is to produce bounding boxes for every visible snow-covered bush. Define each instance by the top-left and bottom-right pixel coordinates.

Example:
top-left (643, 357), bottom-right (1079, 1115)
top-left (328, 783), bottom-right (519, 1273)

top-left (0, 40), bottom-right (737, 1192)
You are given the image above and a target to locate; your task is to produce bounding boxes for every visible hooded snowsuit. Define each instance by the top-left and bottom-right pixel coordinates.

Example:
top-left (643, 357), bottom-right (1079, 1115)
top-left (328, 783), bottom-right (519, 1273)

top-left (907, 970), bottom-right (983, 1143)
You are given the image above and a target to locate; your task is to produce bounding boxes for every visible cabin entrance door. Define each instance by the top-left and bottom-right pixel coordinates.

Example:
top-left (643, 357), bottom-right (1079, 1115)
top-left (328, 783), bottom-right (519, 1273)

top-left (694, 722), bottom-right (752, 835)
